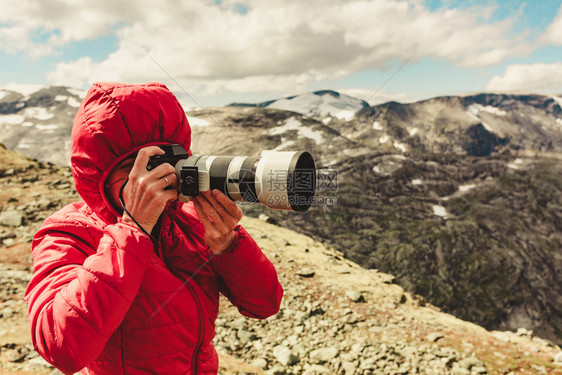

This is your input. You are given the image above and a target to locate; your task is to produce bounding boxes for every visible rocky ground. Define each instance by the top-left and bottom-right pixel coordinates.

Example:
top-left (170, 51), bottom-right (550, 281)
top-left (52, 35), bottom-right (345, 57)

top-left (212, 216), bottom-right (562, 375)
top-left (0, 144), bottom-right (78, 374)
top-left (1, 144), bottom-right (562, 374)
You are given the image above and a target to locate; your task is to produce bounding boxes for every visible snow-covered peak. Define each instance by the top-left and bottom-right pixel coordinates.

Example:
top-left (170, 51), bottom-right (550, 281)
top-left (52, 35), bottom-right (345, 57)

top-left (0, 84), bottom-right (86, 104)
top-left (0, 85), bottom-right (86, 166)
top-left (233, 90), bottom-right (369, 120)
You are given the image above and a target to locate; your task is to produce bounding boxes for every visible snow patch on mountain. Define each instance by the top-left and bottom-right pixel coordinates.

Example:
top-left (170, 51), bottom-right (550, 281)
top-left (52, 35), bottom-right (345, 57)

top-left (0, 85), bottom-right (84, 166)
top-left (268, 92), bottom-right (365, 119)
top-left (433, 205), bottom-right (449, 218)
top-left (467, 104), bottom-right (507, 117)
top-left (0, 114), bottom-right (25, 125)
top-left (16, 141), bottom-right (31, 149)
top-left (411, 179), bottom-right (422, 185)
top-left (274, 139), bottom-right (296, 151)
top-left (36, 124), bottom-right (58, 131)
top-left (393, 141), bottom-right (408, 153)
top-left (188, 117), bottom-right (210, 127)
top-left (270, 117), bottom-right (324, 145)
top-left (551, 96), bottom-right (562, 109)
top-left (481, 122), bottom-right (495, 132)
top-left (68, 97), bottom-right (81, 107)
top-left (24, 107), bottom-right (54, 121)
top-left (466, 104), bottom-right (507, 132)
top-left (234, 90), bottom-right (369, 120)
top-left (459, 184), bottom-right (476, 192)
top-left (507, 158), bottom-right (525, 170)
top-left (466, 106), bottom-right (481, 121)
top-left (52, 95), bottom-right (81, 108)
top-left (335, 110), bottom-right (356, 121)
top-left (373, 121), bottom-right (383, 130)
top-left (67, 88), bottom-right (87, 99)
top-left (372, 155), bottom-right (406, 176)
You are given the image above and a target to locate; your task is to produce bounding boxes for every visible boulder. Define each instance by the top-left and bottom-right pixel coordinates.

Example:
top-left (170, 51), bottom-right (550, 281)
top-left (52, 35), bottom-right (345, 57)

top-left (0, 210), bottom-right (23, 227)
top-left (273, 345), bottom-right (298, 366)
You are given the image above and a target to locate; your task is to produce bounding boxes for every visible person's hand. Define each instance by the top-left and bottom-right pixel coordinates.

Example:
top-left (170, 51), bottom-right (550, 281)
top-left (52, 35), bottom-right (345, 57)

top-left (120, 146), bottom-right (178, 234)
top-left (193, 189), bottom-right (243, 255)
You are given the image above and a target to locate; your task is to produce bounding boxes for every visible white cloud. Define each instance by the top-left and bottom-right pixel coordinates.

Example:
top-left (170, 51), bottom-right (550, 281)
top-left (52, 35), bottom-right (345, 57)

top-left (0, 0), bottom-right (141, 52)
top-left (1, 0), bottom-right (531, 95)
top-left (485, 62), bottom-right (562, 92)
top-left (540, 4), bottom-right (562, 45)
top-left (0, 25), bottom-right (53, 58)
top-left (46, 57), bottom-right (101, 88)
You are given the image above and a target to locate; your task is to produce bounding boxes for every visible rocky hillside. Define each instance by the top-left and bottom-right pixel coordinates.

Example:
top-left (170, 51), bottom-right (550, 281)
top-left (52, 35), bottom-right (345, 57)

top-left (230, 91), bottom-right (562, 156)
top-left (187, 104), bottom-right (562, 346)
top-left (1, 144), bottom-right (562, 374)
top-left (2, 85), bottom-right (562, 348)
top-left (246, 151), bottom-right (562, 346)
top-left (348, 93), bottom-right (562, 155)
top-left (0, 85), bottom-right (85, 166)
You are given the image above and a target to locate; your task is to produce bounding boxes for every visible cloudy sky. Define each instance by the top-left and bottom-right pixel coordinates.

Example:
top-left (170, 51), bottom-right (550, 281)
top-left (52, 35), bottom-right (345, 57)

top-left (1, 0), bottom-right (561, 106)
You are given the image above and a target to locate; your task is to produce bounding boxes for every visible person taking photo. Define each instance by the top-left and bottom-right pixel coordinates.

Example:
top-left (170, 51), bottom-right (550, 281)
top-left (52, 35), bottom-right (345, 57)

top-left (25, 82), bottom-right (283, 374)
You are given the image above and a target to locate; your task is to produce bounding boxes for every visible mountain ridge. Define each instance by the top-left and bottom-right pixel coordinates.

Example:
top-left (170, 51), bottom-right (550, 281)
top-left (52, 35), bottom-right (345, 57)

top-left (2, 85), bottom-right (562, 164)
top-left (228, 89), bottom-right (370, 121)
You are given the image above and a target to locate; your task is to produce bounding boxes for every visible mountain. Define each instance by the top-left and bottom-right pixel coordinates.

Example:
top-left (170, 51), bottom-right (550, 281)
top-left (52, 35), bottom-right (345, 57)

top-left (1, 144), bottom-right (561, 374)
top-left (185, 106), bottom-right (370, 167)
top-left (350, 93), bottom-right (562, 156)
top-left (199, 94), bottom-right (562, 345)
top-left (231, 90), bottom-right (562, 156)
top-left (229, 89), bottom-right (370, 121)
top-left (253, 151), bottom-right (562, 344)
top-left (3, 86), bottom-right (560, 164)
top-left (2, 86), bottom-right (562, 346)
top-left (0, 85), bottom-right (86, 166)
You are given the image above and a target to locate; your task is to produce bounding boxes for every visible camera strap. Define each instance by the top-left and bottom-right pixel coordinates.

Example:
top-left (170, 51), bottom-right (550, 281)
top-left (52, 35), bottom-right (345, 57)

top-left (118, 178), bottom-right (157, 244)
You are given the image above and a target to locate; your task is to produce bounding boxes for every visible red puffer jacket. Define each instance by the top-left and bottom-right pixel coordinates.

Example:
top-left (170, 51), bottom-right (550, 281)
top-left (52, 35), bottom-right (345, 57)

top-left (24, 82), bottom-right (283, 374)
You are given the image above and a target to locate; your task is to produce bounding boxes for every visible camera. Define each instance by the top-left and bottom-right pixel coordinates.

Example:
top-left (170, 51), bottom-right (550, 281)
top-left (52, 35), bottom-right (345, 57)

top-left (147, 144), bottom-right (316, 212)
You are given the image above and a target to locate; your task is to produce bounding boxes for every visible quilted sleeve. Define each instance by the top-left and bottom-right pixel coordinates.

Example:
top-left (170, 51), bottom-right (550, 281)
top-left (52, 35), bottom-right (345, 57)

top-left (209, 225), bottom-right (284, 319)
top-left (24, 214), bottom-right (154, 374)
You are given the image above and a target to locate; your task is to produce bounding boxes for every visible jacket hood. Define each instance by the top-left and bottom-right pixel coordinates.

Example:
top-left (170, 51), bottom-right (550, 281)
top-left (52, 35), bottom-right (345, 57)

top-left (71, 82), bottom-right (191, 223)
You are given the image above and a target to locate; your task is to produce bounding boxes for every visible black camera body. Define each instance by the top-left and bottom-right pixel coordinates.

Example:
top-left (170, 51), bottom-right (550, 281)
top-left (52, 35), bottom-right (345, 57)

top-left (147, 144), bottom-right (200, 196)
top-left (146, 144), bottom-right (189, 171)
top-left (147, 143), bottom-right (316, 212)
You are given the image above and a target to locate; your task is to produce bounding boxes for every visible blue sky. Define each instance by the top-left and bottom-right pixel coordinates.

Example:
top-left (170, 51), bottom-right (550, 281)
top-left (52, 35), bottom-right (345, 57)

top-left (1, 0), bottom-right (561, 106)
